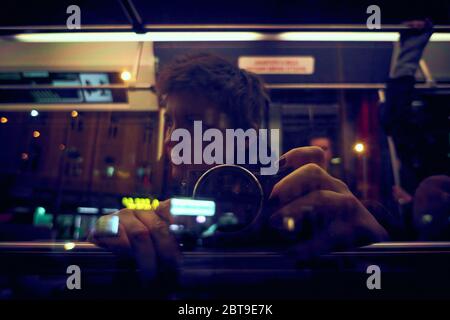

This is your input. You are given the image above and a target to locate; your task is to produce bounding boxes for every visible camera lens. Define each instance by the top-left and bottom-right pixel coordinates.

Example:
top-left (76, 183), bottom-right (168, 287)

top-left (193, 164), bottom-right (264, 232)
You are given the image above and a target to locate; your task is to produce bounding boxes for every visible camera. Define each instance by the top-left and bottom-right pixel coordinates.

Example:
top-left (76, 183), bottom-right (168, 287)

top-left (169, 164), bottom-right (290, 249)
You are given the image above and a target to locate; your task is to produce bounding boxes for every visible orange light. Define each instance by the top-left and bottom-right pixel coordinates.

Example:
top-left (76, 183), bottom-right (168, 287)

top-left (120, 70), bottom-right (132, 81)
top-left (0, 117), bottom-right (7, 124)
top-left (33, 130), bottom-right (41, 138)
top-left (21, 153), bottom-right (29, 160)
top-left (353, 142), bottom-right (365, 154)
top-left (71, 110), bottom-right (78, 118)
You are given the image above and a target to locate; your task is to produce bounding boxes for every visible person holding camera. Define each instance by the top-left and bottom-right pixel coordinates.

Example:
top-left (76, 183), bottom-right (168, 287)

top-left (90, 53), bottom-right (388, 283)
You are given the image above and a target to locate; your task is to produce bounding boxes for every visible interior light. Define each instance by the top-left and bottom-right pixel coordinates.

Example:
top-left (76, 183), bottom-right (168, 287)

top-left (354, 142), bottom-right (365, 154)
top-left (120, 71), bottom-right (132, 81)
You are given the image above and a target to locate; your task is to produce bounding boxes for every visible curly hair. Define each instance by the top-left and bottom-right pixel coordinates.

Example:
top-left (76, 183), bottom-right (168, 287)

top-left (156, 52), bottom-right (270, 130)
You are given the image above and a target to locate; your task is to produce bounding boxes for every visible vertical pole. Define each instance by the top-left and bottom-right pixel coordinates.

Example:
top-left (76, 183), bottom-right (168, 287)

top-left (362, 154), bottom-right (368, 200)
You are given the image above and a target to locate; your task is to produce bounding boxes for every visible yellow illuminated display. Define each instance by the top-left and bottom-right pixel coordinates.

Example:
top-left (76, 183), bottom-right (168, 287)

top-left (122, 197), bottom-right (160, 210)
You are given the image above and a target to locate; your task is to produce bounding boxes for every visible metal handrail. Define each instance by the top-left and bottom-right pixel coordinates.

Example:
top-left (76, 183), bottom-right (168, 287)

top-left (0, 83), bottom-right (449, 90)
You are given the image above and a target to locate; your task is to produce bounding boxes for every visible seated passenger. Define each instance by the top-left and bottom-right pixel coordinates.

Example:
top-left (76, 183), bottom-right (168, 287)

top-left (90, 52), bottom-right (388, 283)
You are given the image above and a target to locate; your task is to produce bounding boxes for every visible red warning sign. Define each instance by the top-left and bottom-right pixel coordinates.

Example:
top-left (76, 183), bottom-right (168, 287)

top-left (238, 56), bottom-right (315, 75)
